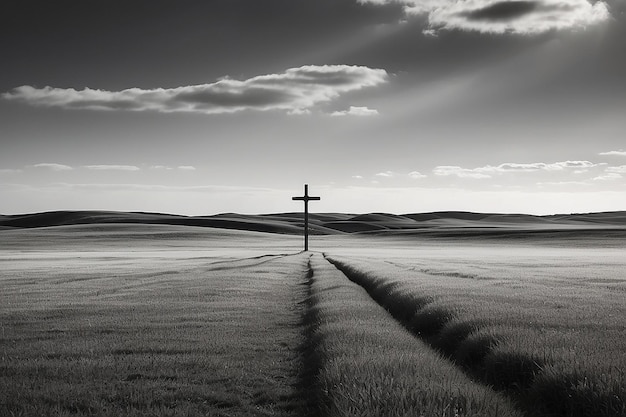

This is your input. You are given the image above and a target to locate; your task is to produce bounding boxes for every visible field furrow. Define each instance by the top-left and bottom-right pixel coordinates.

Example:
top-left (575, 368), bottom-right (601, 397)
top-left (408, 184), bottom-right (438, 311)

top-left (304, 253), bottom-right (522, 417)
top-left (325, 254), bottom-right (626, 417)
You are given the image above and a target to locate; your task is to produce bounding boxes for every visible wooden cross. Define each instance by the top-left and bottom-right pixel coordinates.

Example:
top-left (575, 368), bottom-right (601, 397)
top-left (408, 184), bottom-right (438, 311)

top-left (292, 184), bottom-right (320, 251)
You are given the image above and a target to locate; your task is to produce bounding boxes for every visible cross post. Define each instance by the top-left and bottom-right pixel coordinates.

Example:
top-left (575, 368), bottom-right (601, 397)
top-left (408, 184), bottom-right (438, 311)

top-left (292, 184), bottom-right (321, 251)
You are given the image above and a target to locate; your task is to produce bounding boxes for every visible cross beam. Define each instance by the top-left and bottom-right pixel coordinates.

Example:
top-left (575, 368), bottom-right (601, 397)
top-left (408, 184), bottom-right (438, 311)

top-left (292, 184), bottom-right (320, 251)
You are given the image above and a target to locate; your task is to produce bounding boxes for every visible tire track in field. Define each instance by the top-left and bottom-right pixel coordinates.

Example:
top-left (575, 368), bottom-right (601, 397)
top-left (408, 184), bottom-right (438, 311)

top-left (322, 254), bottom-right (542, 417)
top-left (326, 256), bottom-right (626, 417)
top-left (294, 254), bottom-right (323, 417)
top-left (303, 254), bottom-right (524, 417)
top-left (202, 253), bottom-right (291, 271)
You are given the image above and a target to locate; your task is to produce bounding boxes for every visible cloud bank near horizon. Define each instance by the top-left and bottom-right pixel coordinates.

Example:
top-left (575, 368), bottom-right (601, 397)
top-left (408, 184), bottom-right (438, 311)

top-left (433, 160), bottom-right (604, 178)
top-left (2, 65), bottom-right (388, 115)
top-left (359, 0), bottom-right (610, 34)
top-left (2, 181), bottom-right (624, 216)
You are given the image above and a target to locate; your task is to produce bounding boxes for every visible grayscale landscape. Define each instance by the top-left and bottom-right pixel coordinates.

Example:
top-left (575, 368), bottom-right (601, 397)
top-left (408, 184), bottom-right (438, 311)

top-left (2, 0), bottom-right (626, 415)
top-left (1, 211), bottom-right (625, 416)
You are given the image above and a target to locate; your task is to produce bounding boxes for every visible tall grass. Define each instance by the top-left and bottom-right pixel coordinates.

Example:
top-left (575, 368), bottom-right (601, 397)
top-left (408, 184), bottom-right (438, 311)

top-left (0, 251), bottom-right (311, 417)
top-left (306, 254), bottom-right (522, 416)
top-left (325, 254), bottom-right (626, 417)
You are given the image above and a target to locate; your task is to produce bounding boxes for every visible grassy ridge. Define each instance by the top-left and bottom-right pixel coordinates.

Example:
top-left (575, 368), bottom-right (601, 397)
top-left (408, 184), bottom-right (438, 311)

top-left (306, 254), bottom-right (522, 417)
top-left (2, 210), bottom-right (625, 239)
top-left (325, 255), bottom-right (626, 417)
top-left (0, 252), bottom-right (311, 417)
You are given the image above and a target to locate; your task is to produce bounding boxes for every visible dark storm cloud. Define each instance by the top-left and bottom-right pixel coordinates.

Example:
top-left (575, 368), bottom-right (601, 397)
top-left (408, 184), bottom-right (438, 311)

top-left (2, 65), bottom-right (388, 114)
top-left (463, 1), bottom-right (538, 21)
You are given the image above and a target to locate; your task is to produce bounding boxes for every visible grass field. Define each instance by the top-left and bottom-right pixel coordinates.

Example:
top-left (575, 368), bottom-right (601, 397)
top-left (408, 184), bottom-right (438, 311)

top-left (324, 244), bottom-right (626, 416)
top-left (1, 226), bottom-right (310, 416)
top-left (1, 223), bottom-right (625, 416)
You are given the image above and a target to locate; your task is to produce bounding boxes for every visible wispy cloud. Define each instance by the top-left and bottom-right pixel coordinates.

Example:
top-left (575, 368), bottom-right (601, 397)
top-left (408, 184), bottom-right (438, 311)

top-left (0, 168), bottom-right (22, 174)
top-left (331, 106), bottom-right (380, 117)
top-left (433, 166), bottom-right (491, 179)
top-left (150, 165), bottom-right (196, 171)
top-left (375, 170), bottom-right (395, 177)
top-left (44, 183), bottom-right (281, 194)
top-left (434, 160), bottom-right (601, 179)
top-left (32, 163), bottom-right (73, 171)
top-left (2, 65), bottom-right (388, 115)
top-left (287, 108), bottom-right (312, 116)
top-left (606, 166), bottom-right (626, 174)
top-left (83, 165), bottom-right (140, 171)
top-left (478, 161), bottom-right (601, 172)
top-left (599, 150), bottom-right (626, 157)
top-left (408, 171), bottom-right (427, 179)
top-left (593, 173), bottom-right (622, 181)
top-left (537, 180), bottom-right (591, 186)
top-left (359, 0), bottom-right (610, 35)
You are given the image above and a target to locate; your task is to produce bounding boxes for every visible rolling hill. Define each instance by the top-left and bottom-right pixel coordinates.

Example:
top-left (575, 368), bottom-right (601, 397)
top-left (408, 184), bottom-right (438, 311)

top-left (1, 210), bottom-right (625, 238)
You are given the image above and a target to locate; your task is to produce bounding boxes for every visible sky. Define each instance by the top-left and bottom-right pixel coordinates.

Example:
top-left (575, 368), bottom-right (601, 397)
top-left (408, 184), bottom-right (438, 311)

top-left (1, 0), bottom-right (625, 215)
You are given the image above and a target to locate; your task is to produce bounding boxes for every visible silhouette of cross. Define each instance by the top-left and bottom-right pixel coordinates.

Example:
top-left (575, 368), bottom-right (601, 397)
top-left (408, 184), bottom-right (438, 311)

top-left (292, 184), bottom-right (320, 251)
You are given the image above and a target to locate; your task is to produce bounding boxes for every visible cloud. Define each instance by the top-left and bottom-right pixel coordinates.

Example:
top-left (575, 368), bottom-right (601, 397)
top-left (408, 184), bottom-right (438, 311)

top-left (599, 150), bottom-right (626, 156)
top-left (606, 165), bottom-right (626, 173)
top-left (358, 0), bottom-right (610, 35)
top-left (44, 182), bottom-right (282, 194)
top-left (352, 175), bottom-right (364, 179)
top-left (433, 166), bottom-right (491, 179)
top-left (32, 163), bottom-right (73, 171)
top-left (433, 160), bottom-right (605, 179)
top-left (462, 1), bottom-right (539, 21)
top-left (478, 162), bottom-right (549, 172)
top-left (479, 160), bottom-right (600, 172)
top-left (83, 165), bottom-right (140, 171)
top-left (430, 159), bottom-right (620, 184)
top-left (375, 170), bottom-right (395, 177)
top-left (408, 171), bottom-right (427, 179)
top-left (287, 108), bottom-right (312, 116)
top-left (150, 165), bottom-right (195, 171)
top-left (548, 161), bottom-right (600, 170)
top-left (537, 180), bottom-right (591, 186)
top-left (2, 65), bottom-right (388, 115)
top-left (331, 106), bottom-right (380, 117)
top-left (0, 168), bottom-right (22, 174)
top-left (593, 173), bottom-right (622, 181)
